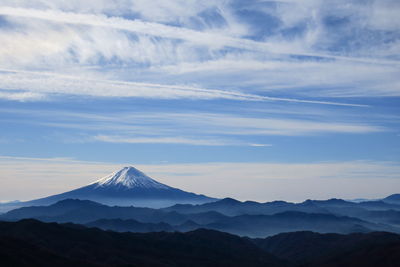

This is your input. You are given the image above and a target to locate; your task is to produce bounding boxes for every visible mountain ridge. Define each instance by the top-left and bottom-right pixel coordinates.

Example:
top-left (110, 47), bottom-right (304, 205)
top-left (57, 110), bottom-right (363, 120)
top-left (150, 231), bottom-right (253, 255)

top-left (1, 219), bottom-right (399, 267)
top-left (2, 198), bottom-right (399, 237)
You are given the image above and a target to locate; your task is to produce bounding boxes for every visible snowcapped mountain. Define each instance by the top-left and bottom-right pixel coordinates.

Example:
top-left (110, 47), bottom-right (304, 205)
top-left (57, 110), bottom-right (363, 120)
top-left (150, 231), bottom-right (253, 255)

top-left (92, 167), bottom-right (170, 190)
top-left (13, 166), bottom-right (217, 209)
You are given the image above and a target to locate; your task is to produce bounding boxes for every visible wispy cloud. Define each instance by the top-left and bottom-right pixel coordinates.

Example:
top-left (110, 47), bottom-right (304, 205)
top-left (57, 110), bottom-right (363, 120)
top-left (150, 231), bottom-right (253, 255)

top-left (0, 90), bottom-right (47, 101)
top-left (0, 107), bottom-right (384, 148)
top-left (249, 143), bottom-right (271, 147)
top-left (0, 6), bottom-right (397, 64)
top-left (0, 7), bottom-right (258, 50)
top-left (0, 69), bottom-right (367, 105)
top-left (93, 134), bottom-right (250, 146)
top-left (155, 58), bottom-right (400, 97)
top-left (0, 1), bottom-right (398, 100)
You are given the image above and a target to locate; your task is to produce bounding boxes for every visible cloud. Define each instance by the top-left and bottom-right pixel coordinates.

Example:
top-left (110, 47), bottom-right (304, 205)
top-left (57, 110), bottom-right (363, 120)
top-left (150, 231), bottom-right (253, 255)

top-left (156, 58), bottom-right (400, 97)
top-left (1, 6), bottom-right (396, 63)
top-left (0, 2), bottom-right (398, 100)
top-left (0, 106), bottom-right (384, 151)
top-left (93, 134), bottom-right (243, 146)
top-left (249, 143), bottom-right (271, 147)
top-left (0, 90), bottom-right (47, 101)
top-left (0, 69), bottom-right (368, 105)
top-left (0, 0), bottom-right (218, 22)
top-left (126, 112), bottom-right (383, 136)
top-left (0, 7), bottom-right (264, 51)
top-left (1, 107), bottom-right (384, 139)
top-left (93, 134), bottom-right (272, 147)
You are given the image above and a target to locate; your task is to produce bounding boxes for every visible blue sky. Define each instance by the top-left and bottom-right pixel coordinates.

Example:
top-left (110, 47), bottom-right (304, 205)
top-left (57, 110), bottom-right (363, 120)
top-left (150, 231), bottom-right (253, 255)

top-left (0, 0), bottom-right (399, 201)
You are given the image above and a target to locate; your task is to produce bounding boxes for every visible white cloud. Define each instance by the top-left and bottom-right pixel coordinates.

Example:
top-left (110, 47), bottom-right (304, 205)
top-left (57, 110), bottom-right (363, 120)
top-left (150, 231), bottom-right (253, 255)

top-left (0, 69), bottom-right (369, 105)
top-left (93, 134), bottom-right (240, 146)
top-left (0, 107), bottom-right (383, 138)
top-left (367, 1), bottom-right (400, 31)
top-left (0, 91), bottom-right (47, 101)
top-left (0, 2), bottom-right (398, 100)
top-left (0, 0), bottom-right (218, 21)
top-left (0, 69), bottom-right (265, 101)
top-left (249, 143), bottom-right (271, 147)
top-left (155, 58), bottom-right (400, 97)
top-left (134, 113), bottom-right (383, 136)
top-left (1, 6), bottom-right (396, 64)
top-left (0, 7), bottom-right (259, 51)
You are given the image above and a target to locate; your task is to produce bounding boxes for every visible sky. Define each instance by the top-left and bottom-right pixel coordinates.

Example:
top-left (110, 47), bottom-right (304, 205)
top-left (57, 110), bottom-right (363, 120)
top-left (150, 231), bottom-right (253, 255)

top-left (0, 0), bottom-right (399, 202)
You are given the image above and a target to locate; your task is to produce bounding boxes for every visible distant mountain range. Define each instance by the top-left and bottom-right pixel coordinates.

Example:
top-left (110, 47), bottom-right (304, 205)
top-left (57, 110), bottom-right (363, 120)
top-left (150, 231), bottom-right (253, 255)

top-left (2, 198), bottom-right (399, 237)
top-left (1, 219), bottom-right (399, 267)
top-left (0, 166), bottom-right (216, 212)
top-left (163, 197), bottom-right (400, 226)
top-left (1, 166), bottom-right (399, 214)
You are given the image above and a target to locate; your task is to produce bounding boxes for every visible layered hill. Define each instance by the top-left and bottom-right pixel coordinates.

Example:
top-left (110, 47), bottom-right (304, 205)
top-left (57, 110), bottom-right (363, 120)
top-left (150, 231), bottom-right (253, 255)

top-left (1, 219), bottom-right (399, 267)
top-left (0, 219), bottom-right (286, 267)
top-left (2, 199), bottom-right (399, 237)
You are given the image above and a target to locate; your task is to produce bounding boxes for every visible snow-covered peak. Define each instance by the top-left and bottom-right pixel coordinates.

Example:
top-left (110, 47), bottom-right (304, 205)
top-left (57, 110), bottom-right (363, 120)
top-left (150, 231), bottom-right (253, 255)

top-left (92, 166), bottom-right (170, 190)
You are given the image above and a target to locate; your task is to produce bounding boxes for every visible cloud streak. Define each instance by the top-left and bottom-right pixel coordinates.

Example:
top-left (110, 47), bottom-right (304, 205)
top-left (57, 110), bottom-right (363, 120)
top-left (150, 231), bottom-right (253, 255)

top-left (0, 107), bottom-right (384, 147)
top-left (0, 91), bottom-right (47, 101)
top-left (93, 134), bottom-right (250, 146)
top-left (0, 7), bottom-right (270, 51)
top-left (0, 69), bottom-right (368, 106)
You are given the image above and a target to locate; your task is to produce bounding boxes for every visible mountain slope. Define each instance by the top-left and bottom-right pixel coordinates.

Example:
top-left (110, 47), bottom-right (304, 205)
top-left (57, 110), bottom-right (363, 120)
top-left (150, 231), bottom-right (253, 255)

top-left (0, 236), bottom-right (94, 267)
top-left (0, 219), bottom-right (287, 267)
top-left (86, 218), bottom-right (174, 233)
top-left (1, 219), bottom-right (400, 267)
top-left (5, 166), bottom-right (216, 210)
top-left (255, 231), bottom-right (400, 267)
top-left (384, 194), bottom-right (400, 204)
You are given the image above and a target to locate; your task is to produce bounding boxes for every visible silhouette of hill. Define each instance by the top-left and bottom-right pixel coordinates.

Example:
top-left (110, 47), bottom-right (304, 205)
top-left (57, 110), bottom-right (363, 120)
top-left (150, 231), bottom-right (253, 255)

top-left (1, 219), bottom-right (400, 266)
top-left (0, 236), bottom-right (94, 266)
top-left (86, 218), bottom-right (174, 233)
top-left (0, 219), bottom-right (287, 267)
top-left (255, 231), bottom-right (400, 267)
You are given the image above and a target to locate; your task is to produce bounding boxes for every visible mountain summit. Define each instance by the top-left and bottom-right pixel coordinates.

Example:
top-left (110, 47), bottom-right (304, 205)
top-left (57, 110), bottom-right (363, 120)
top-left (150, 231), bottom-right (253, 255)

top-left (10, 166), bottom-right (216, 209)
top-left (92, 166), bottom-right (170, 190)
